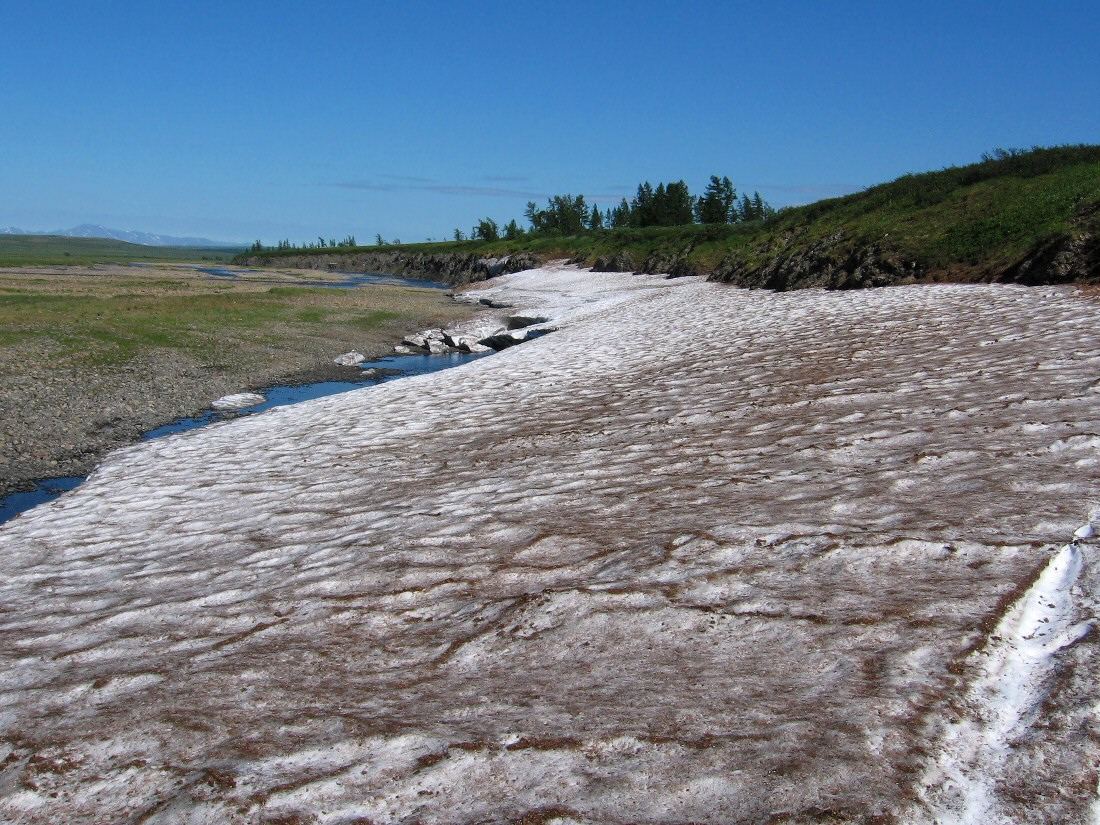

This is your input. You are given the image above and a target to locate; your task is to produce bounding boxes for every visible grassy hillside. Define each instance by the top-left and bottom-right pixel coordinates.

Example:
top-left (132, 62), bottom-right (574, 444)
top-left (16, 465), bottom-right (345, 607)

top-left (241, 145), bottom-right (1100, 289)
top-left (0, 234), bottom-right (239, 267)
top-left (711, 144), bottom-right (1100, 288)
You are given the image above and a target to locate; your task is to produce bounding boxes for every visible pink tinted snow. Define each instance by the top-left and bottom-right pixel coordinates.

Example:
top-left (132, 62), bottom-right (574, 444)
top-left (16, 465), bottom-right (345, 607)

top-left (0, 267), bottom-right (1097, 823)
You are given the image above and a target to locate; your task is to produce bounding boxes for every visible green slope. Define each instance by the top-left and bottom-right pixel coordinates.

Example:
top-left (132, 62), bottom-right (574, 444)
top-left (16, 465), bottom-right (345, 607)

top-left (242, 145), bottom-right (1100, 289)
top-left (711, 144), bottom-right (1100, 288)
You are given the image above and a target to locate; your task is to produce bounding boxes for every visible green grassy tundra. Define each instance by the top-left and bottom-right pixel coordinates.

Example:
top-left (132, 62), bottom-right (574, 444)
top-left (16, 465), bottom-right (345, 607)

top-left (0, 268), bottom-right (468, 369)
top-left (0, 234), bottom-right (238, 267)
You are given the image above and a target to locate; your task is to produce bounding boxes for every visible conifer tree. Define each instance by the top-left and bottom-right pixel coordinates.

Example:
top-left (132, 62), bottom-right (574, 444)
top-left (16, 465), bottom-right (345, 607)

top-left (612, 198), bottom-right (632, 227)
top-left (738, 193), bottom-right (753, 222)
top-left (695, 175), bottom-right (736, 223)
top-left (633, 182), bottom-right (656, 226)
top-left (474, 218), bottom-right (499, 241)
top-left (588, 204), bottom-right (603, 230)
top-left (664, 180), bottom-right (695, 225)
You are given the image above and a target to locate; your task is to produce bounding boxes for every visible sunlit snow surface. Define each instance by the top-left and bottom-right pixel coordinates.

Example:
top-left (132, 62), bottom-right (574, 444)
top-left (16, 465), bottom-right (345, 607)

top-left (1, 266), bottom-right (1098, 823)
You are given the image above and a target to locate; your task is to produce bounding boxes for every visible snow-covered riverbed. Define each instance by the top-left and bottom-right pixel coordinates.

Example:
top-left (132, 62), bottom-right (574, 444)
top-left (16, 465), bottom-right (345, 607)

top-left (1, 265), bottom-right (1097, 823)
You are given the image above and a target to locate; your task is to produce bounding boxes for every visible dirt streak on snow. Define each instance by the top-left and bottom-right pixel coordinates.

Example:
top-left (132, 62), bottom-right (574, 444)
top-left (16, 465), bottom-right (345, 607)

top-left (0, 265), bottom-right (1098, 823)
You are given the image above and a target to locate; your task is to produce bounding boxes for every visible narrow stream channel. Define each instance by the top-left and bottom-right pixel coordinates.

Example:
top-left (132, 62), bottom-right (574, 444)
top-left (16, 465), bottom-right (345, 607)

top-left (130, 263), bottom-right (451, 292)
top-left (0, 351), bottom-right (491, 525)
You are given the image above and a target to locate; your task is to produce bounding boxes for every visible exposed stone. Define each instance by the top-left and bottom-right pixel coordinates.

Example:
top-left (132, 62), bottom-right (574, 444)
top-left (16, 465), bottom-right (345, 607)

top-left (592, 251), bottom-right (637, 273)
top-left (709, 231), bottom-right (920, 291)
top-left (333, 351), bottom-right (367, 367)
top-left (506, 315), bottom-right (549, 330)
top-left (478, 297), bottom-right (514, 308)
top-left (210, 393), bottom-right (265, 411)
top-left (479, 330), bottom-right (528, 350)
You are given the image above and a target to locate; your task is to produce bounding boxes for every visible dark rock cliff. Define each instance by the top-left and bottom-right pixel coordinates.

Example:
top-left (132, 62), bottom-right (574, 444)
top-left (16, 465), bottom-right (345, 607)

top-left (705, 231), bottom-right (923, 291)
top-left (1000, 203), bottom-right (1100, 286)
top-left (239, 250), bottom-right (543, 286)
top-left (703, 203), bottom-right (1100, 291)
top-left (243, 208), bottom-right (1098, 293)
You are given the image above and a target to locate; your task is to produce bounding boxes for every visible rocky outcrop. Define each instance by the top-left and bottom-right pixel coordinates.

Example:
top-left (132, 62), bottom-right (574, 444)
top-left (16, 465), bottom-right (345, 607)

top-left (396, 316), bottom-right (552, 355)
top-left (239, 250), bottom-right (543, 286)
top-left (1003, 232), bottom-right (1099, 285)
top-left (708, 230), bottom-right (923, 291)
top-left (641, 251), bottom-right (703, 279)
top-left (708, 202), bottom-right (1100, 291)
top-left (1001, 204), bottom-right (1100, 286)
top-left (244, 204), bottom-right (1099, 293)
top-left (591, 251), bottom-right (637, 273)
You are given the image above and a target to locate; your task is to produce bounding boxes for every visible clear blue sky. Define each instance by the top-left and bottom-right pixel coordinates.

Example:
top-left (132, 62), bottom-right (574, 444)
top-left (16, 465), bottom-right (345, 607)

top-left (2, 0), bottom-right (1097, 244)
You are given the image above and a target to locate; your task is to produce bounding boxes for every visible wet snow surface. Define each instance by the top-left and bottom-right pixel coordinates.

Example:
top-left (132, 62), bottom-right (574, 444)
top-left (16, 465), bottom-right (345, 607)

top-left (1, 266), bottom-right (1098, 824)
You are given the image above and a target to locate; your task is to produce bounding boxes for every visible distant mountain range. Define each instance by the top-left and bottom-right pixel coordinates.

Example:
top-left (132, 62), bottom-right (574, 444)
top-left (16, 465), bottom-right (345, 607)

top-left (0, 224), bottom-right (237, 248)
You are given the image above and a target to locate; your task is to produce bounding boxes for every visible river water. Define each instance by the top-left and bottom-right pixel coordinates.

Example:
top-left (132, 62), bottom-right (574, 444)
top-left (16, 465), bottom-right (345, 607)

top-left (186, 264), bottom-right (450, 291)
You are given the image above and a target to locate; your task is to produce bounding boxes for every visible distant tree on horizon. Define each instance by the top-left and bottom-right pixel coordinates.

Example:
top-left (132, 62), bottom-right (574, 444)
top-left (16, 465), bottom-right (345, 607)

top-left (696, 175), bottom-right (737, 224)
top-left (524, 195), bottom-right (588, 235)
top-left (735, 190), bottom-right (775, 222)
top-left (611, 198), bottom-right (632, 228)
top-left (502, 219), bottom-right (523, 240)
top-left (474, 218), bottom-right (500, 241)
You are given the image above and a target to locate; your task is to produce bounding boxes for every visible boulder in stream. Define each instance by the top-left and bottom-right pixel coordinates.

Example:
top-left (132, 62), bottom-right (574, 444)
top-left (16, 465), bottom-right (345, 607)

top-left (333, 351), bottom-right (366, 367)
top-left (211, 393), bottom-right (266, 411)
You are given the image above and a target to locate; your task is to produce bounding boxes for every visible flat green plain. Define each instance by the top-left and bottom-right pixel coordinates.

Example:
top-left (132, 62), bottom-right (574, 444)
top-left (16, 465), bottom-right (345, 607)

top-left (0, 234), bottom-right (239, 267)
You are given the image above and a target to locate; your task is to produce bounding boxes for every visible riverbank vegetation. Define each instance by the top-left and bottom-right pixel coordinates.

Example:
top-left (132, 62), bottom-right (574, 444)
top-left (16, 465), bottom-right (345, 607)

top-left (240, 145), bottom-right (1100, 287)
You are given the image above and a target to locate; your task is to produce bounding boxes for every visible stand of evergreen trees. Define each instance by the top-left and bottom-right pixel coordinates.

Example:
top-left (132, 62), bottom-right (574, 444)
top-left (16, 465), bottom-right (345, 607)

top-left (248, 175), bottom-right (775, 251)
top-left (249, 235), bottom-right (357, 253)
top-left (479, 175), bottom-right (775, 240)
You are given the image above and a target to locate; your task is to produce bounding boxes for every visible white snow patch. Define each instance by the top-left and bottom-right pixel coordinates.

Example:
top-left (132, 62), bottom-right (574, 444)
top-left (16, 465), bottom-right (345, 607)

top-left (914, 538), bottom-right (1093, 824)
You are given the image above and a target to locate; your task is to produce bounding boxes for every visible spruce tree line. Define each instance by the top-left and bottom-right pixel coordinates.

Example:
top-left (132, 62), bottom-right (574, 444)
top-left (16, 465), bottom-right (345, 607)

top-left (250, 235), bottom-right (357, 253)
top-left (473, 175), bottom-right (775, 239)
top-left (249, 175), bottom-right (775, 250)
